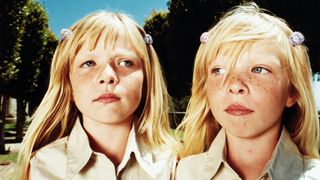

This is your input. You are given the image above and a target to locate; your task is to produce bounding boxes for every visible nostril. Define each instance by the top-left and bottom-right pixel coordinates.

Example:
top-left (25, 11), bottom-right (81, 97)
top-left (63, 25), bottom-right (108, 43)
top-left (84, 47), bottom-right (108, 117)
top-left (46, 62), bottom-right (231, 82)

top-left (99, 80), bottom-right (105, 84)
top-left (109, 79), bottom-right (114, 84)
top-left (229, 87), bottom-right (245, 94)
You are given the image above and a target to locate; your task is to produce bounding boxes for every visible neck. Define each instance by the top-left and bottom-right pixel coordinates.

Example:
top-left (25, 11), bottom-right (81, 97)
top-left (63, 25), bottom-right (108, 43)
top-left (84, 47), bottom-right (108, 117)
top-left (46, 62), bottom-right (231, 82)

top-left (225, 125), bottom-right (281, 180)
top-left (82, 116), bottom-right (133, 167)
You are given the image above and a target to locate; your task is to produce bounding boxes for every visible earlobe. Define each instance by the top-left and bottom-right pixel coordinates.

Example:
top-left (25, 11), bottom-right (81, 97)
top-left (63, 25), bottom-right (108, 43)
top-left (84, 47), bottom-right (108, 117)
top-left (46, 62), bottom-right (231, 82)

top-left (285, 95), bottom-right (296, 107)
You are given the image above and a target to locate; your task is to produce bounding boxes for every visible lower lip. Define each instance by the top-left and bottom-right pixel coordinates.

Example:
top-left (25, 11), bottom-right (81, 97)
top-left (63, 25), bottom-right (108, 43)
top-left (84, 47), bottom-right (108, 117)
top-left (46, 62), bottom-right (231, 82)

top-left (96, 97), bottom-right (120, 103)
top-left (225, 109), bottom-right (253, 116)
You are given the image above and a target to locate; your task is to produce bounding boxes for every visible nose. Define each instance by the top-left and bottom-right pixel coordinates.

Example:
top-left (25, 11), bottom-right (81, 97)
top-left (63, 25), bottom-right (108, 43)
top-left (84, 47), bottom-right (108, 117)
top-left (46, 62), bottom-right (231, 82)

top-left (99, 65), bottom-right (119, 85)
top-left (227, 77), bottom-right (248, 95)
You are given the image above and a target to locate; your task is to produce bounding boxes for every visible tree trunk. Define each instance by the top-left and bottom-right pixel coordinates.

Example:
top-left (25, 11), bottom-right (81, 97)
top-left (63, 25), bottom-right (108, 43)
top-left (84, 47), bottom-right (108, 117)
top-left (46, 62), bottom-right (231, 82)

top-left (16, 97), bottom-right (26, 142)
top-left (0, 94), bottom-right (9, 154)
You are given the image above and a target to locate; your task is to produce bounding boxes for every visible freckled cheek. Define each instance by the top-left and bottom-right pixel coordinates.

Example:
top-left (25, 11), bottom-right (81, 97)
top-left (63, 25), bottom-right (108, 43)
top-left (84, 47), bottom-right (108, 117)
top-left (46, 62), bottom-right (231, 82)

top-left (70, 72), bottom-right (98, 99)
top-left (206, 79), bottom-right (223, 106)
top-left (121, 72), bottom-right (144, 100)
top-left (251, 79), bottom-right (286, 104)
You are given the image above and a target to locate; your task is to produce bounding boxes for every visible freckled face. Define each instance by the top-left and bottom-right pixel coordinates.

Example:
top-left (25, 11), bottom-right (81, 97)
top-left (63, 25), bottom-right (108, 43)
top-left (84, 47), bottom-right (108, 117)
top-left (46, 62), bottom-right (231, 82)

top-left (70, 33), bottom-right (144, 126)
top-left (205, 41), bottom-right (295, 138)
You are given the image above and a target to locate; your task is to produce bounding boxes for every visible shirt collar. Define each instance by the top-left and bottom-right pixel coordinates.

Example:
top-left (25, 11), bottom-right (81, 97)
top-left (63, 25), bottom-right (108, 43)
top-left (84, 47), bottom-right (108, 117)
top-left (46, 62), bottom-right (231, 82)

top-left (263, 128), bottom-right (304, 179)
top-left (205, 128), bottom-right (304, 180)
top-left (66, 118), bottom-right (93, 179)
top-left (204, 129), bottom-right (228, 179)
top-left (66, 118), bottom-right (172, 179)
top-left (118, 123), bottom-right (173, 178)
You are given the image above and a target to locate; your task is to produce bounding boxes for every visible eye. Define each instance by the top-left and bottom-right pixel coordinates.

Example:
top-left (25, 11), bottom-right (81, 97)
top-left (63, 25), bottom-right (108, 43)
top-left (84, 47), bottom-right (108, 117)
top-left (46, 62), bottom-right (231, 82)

top-left (81, 60), bottom-right (96, 68)
top-left (252, 67), bottom-right (269, 74)
top-left (211, 67), bottom-right (225, 75)
top-left (118, 60), bottom-right (133, 67)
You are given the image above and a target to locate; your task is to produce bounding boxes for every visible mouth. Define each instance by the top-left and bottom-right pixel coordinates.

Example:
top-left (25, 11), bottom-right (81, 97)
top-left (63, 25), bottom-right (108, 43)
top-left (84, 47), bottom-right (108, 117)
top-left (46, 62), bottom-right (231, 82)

top-left (224, 104), bottom-right (254, 116)
top-left (94, 93), bottom-right (120, 104)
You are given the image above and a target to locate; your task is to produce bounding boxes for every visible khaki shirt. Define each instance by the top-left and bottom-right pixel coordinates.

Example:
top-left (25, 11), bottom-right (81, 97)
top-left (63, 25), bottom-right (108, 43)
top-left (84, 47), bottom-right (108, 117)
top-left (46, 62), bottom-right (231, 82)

top-left (29, 119), bottom-right (176, 180)
top-left (176, 128), bottom-right (320, 180)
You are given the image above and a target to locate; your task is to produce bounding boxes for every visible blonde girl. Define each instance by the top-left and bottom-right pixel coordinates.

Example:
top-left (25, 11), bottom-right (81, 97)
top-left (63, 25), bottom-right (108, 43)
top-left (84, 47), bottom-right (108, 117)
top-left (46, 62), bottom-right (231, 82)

top-left (16, 11), bottom-right (176, 180)
top-left (176, 2), bottom-right (319, 180)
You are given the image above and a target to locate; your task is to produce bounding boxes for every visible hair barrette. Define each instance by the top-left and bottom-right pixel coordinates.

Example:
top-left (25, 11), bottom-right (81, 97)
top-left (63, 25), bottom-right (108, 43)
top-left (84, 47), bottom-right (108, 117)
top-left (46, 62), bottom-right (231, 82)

top-left (289, 31), bottom-right (304, 47)
top-left (200, 32), bottom-right (210, 43)
top-left (144, 34), bottom-right (153, 45)
top-left (60, 28), bottom-right (72, 40)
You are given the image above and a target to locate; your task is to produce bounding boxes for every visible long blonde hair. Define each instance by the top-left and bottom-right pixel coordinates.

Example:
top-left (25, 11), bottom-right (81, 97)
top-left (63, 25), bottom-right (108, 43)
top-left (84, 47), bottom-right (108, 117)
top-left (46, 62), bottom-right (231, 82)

top-left (178, 2), bottom-right (319, 159)
top-left (17, 11), bottom-right (175, 178)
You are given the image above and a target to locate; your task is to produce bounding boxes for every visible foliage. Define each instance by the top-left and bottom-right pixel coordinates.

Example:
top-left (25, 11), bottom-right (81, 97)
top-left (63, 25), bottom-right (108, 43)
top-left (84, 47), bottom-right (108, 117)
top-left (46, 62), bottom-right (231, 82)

top-left (144, 11), bottom-right (170, 70)
top-left (8, 0), bottom-right (50, 98)
top-left (0, 0), bottom-right (57, 150)
top-left (173, 96), bottom-right (190, 112)
top-left (28, 31), bottom-right (58, 114)
top-left (0, 0), bottom-right (29, 90)
top-left (145, 0), bottom-right (239, 100)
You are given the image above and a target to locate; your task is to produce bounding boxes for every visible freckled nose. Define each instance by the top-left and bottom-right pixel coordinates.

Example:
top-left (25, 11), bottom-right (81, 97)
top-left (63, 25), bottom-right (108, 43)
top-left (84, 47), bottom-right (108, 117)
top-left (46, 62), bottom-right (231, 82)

top-left (228, 78), bottom-right (248, 94)
top-left (99, 65), bottom-right (118, 85)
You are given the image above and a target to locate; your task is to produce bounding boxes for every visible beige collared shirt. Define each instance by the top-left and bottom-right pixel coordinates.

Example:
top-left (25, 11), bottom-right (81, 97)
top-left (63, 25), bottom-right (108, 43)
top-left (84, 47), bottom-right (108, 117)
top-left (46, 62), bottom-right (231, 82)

top-left (176, 128), bottom-right (320, 180)
top-left (29, 119), bottom-right (176, 180)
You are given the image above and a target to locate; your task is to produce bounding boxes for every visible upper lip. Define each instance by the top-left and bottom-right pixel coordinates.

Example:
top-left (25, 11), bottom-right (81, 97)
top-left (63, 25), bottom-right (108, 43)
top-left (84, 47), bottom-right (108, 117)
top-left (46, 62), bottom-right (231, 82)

top-left (94, 93), bottom-right (120, 101)
top-left (225, 104), bottom-right (253, 112)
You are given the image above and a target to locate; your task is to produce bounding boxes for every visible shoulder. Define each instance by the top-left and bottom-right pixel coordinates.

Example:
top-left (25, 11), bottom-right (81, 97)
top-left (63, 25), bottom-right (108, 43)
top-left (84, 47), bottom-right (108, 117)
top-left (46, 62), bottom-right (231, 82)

top-left (302, 158), bottom-right (320, 179)
top-left (176, 153), bottom-right (207, 180)
top-left (29, 137), bottom-right (68, 179)
top-left (31, 137), bottom-right (68, 160)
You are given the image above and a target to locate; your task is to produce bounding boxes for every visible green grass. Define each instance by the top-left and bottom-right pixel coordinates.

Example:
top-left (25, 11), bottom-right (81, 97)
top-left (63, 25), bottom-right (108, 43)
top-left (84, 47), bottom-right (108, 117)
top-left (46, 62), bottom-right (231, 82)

top-left (0, 152), bottom-right (18, 164)
top-left (4, 123), bottom-right (16, 130)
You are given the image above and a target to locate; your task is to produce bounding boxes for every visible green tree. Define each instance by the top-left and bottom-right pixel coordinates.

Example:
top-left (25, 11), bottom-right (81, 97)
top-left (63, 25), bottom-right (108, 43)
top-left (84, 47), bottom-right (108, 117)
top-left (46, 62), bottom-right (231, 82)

top-left (28, 31), bottom-right (58, 115)
top-left (0, 0), bottom-right (29, 154)
top-left (144, 0), bottom-right (239, 111)
top-left (8, 0), bottom-right (51, 142)
top-left (144, 11), bottom-right (170, 79)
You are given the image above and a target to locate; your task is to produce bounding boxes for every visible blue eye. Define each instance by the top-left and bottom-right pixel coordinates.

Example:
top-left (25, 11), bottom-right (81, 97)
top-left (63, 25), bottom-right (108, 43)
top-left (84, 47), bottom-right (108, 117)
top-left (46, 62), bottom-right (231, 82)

top-left (252, 67), bottom-right (269, 74)
top-left (81, 60), bottom-right (96, 68)
top-left (119, 60), bottom-right (133, 67)
top-left (211, 68), bottom-right (225, 75)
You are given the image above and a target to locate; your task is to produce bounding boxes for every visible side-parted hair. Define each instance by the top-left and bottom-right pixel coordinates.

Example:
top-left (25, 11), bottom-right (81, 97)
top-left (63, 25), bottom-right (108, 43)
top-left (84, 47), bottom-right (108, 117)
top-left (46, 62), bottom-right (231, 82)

top-left (18, 11), bottom-right (175, 178)
top-left (177, 2), bottom-right (319, 159)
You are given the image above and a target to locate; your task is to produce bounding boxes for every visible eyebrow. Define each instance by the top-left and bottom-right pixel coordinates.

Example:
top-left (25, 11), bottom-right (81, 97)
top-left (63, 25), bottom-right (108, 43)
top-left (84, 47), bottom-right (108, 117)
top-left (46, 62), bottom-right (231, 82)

top-left (110, 48), bottom-right (140, 60)
top-left (81, 48), bottom-right (140, 61)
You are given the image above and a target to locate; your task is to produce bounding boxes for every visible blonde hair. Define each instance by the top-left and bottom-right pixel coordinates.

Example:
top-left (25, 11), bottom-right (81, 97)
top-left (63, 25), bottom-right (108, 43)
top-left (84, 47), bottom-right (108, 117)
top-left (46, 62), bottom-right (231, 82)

top-left (17, 11), bottom-right (175, 178)
top-left (177, 2), bottom-right (319, 159)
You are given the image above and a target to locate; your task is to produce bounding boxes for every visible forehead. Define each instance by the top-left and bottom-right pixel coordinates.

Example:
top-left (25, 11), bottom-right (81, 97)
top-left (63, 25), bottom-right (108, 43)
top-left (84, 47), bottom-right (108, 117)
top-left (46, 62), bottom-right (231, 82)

top-left (211, 40), bottom-right (285, 66)
top-left (73, 26), bottom-right (142, 60)
top-left (82, 30), bottom-right (135, 51)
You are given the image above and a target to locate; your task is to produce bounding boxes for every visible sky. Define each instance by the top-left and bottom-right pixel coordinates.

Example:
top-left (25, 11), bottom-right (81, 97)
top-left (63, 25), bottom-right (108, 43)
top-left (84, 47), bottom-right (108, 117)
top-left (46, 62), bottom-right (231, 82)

top-left (39, 0), bottom-right (168, 36)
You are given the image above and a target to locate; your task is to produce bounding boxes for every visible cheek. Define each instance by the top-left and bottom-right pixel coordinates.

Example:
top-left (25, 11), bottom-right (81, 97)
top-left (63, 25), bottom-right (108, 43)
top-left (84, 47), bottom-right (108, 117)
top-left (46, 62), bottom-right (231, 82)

top-left (206, 78), bottom-right (223, 107)
top-left (252, 78), bottom-right (289, 106)
top-left (70, 70), bottom-right (97, 88)
top-left (122, 71), bottom-right (144, 100)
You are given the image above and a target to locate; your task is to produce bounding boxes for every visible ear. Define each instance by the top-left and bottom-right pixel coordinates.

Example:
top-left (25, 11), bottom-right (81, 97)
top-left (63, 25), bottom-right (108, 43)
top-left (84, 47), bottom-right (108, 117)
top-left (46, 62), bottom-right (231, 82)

top-left (285, 94), bottom-right (296, 107)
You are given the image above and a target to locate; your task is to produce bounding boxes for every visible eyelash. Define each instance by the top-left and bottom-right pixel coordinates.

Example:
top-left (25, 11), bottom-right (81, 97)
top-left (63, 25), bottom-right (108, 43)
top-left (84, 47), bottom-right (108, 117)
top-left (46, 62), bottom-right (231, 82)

top-left (81, 60), bottom-right (96, 68)
top-left (118, 60), bottom-right (134, 67)
top-left (211, 67), bottom-right (225, 75)
top-left (210, 67), bottom-right (270, 76)
top-left (251, 67), bottom-right (269, 74)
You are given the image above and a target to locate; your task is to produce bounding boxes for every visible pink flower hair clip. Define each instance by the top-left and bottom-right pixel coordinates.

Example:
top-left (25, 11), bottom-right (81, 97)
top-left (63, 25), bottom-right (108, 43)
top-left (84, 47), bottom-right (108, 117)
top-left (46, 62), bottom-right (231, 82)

top-left (144, 34), bottom-right (153, 45)
top-left (200, 32), bottom-right (210, 43)
top-left (60, 28), bottom-right (72, 40)
top-left (289, 31), bottom-right (304, 47)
